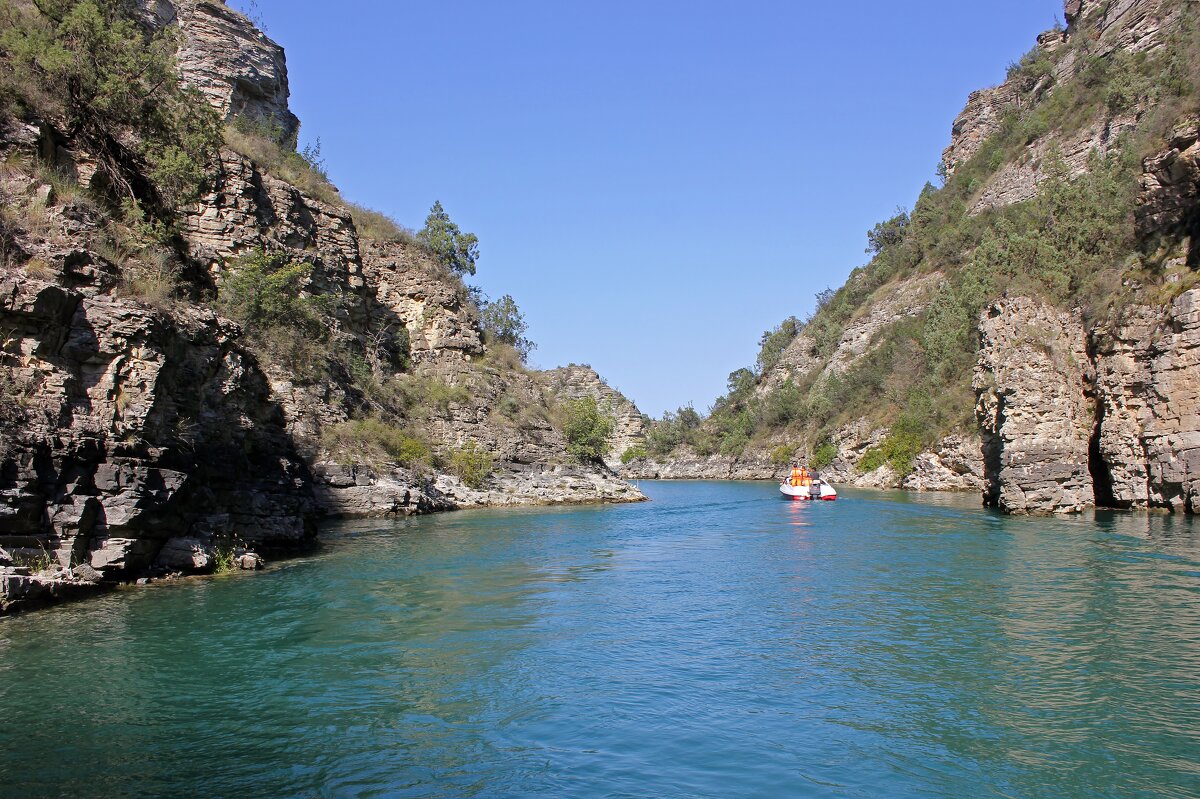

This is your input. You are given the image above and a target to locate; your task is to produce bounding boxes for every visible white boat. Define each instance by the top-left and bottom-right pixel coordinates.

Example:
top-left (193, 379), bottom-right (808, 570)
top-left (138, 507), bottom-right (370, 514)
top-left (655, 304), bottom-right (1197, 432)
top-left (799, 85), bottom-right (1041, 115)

top-left (779, 478), bottom-right (837, 501)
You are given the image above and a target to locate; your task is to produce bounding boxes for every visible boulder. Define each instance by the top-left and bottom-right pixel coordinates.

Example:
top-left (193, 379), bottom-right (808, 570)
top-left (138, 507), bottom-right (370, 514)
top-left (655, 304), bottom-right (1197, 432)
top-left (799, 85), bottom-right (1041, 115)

top-left (235, 552), bottom-right (265, 571)
top-left (155, 537), bottom-right (215, 573)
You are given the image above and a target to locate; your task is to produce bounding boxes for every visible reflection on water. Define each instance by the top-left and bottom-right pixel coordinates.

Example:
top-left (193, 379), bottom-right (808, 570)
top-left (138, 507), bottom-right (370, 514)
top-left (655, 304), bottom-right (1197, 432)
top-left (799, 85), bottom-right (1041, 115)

top-left (1, 483), bottom-right (1198, 798)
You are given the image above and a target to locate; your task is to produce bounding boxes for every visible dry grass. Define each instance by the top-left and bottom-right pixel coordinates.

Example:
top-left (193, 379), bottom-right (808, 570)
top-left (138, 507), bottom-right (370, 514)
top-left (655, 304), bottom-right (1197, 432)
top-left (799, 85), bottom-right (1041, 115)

top-left (119, 249), bottom-right (180, 309)
top-left (345, 202), bottom-right (419, 245)
top-left (223, 123), bottom-right (341, 205)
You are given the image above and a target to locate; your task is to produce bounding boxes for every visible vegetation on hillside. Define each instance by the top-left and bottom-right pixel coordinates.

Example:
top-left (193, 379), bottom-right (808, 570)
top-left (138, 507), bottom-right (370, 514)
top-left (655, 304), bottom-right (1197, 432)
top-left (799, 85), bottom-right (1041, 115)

top-left (478, 293), bottom-right (535, 362)
top-left (643, 5), bottom-right (1200, 476)
top-left (418, 200), bottom-right (479, 277)
top-left (562, 396), bottom-right (614, 464)
top-left (0, 0), bottom-right (221, 212)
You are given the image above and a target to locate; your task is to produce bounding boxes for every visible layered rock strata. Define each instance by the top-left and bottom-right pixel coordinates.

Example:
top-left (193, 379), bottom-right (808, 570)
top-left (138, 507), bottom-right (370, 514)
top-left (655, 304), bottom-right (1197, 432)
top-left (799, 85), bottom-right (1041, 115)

top-left (1092, 288), bottom-right (1200, 512)
top-left (0, 2), bottom-right (643, 615)
top-left (943, 0), bottom-right (1181, 212)
top-left (974, 297), bottom-right (1095, 514)
top-left (141, 0), bottom-right (299, 139)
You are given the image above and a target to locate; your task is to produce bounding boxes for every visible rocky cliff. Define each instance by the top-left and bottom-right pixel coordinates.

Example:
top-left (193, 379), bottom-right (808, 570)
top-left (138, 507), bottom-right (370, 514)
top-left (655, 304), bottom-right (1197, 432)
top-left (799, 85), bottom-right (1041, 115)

top-left (973, 297), bottom-right (1094, 514)
top-left (0, 0), bottom-right (640, 613)
top-left (141, 0), bottom-right (299, 139)
top-left (644, 0), bottom-right (1199, 514)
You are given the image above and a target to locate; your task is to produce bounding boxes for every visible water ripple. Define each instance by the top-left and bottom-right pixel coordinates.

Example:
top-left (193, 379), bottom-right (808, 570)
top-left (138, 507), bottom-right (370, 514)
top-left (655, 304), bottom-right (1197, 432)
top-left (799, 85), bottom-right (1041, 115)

top-left (1, 482), bottom-right (1199, 798)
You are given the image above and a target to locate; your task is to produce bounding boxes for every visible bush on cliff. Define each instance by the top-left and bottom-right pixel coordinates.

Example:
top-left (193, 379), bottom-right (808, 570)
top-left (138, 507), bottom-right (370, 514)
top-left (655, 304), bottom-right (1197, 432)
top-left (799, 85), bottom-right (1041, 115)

top-left (620, 444), bottom-right (647, 464)
top-left (322, 418), bottom-right (431, 468)
top-left (562, 396), bottom-right (614, 464)
top-left (0, 0), bottom-right (221, 209)
top-left (755, 317), bottom-right (799, 375)
top-left (418, 201), bottom-right (479, 277)
top-left (447, 440), bottom-right (493, 489)
top-left (479, 293), bottom-right (535, 362)
top-left (216, 249), bottom-right (333, 379)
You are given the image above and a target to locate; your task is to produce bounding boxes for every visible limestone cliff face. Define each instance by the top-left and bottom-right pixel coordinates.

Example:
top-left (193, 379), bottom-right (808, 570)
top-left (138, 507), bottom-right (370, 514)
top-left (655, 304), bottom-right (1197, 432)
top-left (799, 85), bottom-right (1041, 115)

top-left (0, 2), bottom-right (640, 613)
top-left (1137, 116), bottom-right (1200, 244)
top-left (971, 289), bottom-right (1200, 515)
top-left (974, 297), bottom-right (1094, 514)
top-left (1092, 288), bottom-right (1200, 512)
top-left (943, 0), bottom-right (1180, 214)
top-left (0, 133), bottom-right (316, 599)
top-left (141, 0), bottom-right (299, 139)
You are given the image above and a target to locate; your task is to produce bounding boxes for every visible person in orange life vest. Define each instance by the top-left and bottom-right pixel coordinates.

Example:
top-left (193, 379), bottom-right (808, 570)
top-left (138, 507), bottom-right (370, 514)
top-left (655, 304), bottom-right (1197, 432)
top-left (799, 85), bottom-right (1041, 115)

top-left (789, 464), bottom-right (803, 487)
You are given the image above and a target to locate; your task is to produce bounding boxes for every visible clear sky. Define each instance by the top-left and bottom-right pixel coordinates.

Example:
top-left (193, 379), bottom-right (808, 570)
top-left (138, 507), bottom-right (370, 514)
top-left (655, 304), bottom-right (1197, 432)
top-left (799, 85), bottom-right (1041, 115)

top-left (233, 0), bottom-right (1063, 417)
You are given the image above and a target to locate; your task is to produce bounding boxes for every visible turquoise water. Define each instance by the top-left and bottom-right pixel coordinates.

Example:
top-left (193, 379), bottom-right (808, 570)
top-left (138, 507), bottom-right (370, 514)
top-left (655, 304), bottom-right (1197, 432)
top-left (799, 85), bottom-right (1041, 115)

top-left (2, 481), bottom-right (1200, 798)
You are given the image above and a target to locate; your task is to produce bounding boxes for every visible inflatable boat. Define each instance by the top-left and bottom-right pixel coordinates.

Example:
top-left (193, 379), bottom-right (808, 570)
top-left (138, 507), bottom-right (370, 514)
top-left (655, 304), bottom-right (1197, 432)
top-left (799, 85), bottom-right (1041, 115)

top-left (779, 478), bottom-right (837, 501)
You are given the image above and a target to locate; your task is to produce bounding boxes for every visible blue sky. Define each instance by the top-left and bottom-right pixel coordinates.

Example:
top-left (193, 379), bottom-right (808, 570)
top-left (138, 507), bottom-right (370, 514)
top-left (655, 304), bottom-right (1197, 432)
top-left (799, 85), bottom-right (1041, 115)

top-left (234, 0), bottom-right (1063, 417)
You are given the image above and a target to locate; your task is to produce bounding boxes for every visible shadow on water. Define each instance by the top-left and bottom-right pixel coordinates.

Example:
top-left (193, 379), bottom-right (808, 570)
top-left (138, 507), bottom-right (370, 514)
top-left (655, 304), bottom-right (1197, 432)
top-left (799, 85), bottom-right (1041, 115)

top-left (1, 481), bottom-right (1199, 798)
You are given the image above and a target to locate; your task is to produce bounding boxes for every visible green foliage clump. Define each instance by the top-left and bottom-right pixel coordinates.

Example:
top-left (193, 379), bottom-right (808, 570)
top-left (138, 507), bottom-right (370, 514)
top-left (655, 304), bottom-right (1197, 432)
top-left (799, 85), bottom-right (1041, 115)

top-left (448, 440), bottom-right (493, 488)
top-left (760, 379), bottom-right (804, 428)
top-left (620, 444), bottom-right (647, 464)
top-left (0, 0), bottom-right (221, 208)
top-left (858, 417), bottom-right (927, 477)
top-left (810, 440), bottom-right (837, 470)
top-left (866, 208), bottom-right (910, 255)
top-left (769, 443), bottom-right (794, 467)
top-left (479, 293), bottom-right (535, 361)
top-left (755, 317), bottom-right (799, 375)
top-left (645, 404), bottom-right (702, 458)
top-left (217, 249), bottom-right (327, 334)
top-left (216, 249), bottom-right (333, 379)
top-left (561, 396), bottom-right (614, 463)
top-left (392, 374), bottom-right (471, 419)
top-left (321, 418), bottom-right (431, 468)
top-left (1006, 42), bottom-right (1056, 84)
top-left (212, 545), bottom-right (236, 575)
top-left (418, 200), bottom-right (479, 276)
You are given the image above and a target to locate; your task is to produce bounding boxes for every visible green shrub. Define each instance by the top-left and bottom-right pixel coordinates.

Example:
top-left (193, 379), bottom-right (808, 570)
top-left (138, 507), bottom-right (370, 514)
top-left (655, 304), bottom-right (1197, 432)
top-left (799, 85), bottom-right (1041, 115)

top-left (496, 393), bottom-right (522, 419)
top-left (719, 431), bottom-right (750, 456)
top-left (217, 249), bottom-right (325, 333)
top-left (620, 445), bottom-right (647, 464)
top-left (212, 545), bottom-right (236, 575)
top-left (479, 293), bottom-right (535, 361)
top-left (321, 418), bottom-right (431, 467)
top-left (858, 447), bottom-right (886, 473)
top-left (418, 200), bottom-right (479, 276)
top-left (755, 317), bottom-right (799, 374)
top-left (760, 379), bottom-right (804, 428)
top-left (0, 0), bottom-right (221, 209)
top-left (811, 440), bottom-right (837, 470)
top-left (394, 375), bottom-right (471, 418)
top-left (561, 396), bottom-right (614, 463)
top-left (769, 444), bottom-right (794, 467)
top-left (448, 440), bottom-right (493, 488)
top-left (215, 249), bottom-right (334, 380)
top-left (857, 418), bottom-right (926, 477)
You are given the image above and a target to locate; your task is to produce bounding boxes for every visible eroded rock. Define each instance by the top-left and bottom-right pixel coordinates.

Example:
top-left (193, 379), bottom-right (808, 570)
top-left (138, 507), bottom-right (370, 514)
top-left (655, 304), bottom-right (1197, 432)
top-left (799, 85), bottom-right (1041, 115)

top-left (974, 297), bottom-right (1094, 514)
top-left (1092, 288), bottom-right (1200, 512)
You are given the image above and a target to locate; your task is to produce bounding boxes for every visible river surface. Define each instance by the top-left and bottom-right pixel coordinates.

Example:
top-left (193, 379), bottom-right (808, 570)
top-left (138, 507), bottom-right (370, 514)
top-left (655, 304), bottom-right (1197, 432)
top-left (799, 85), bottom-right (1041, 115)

top-left (2, 481), bottom-right (1200, 798)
